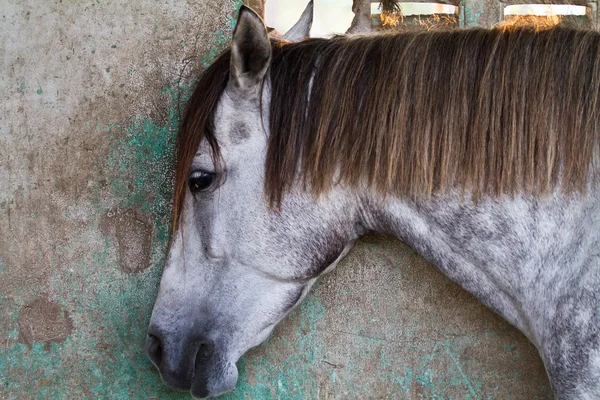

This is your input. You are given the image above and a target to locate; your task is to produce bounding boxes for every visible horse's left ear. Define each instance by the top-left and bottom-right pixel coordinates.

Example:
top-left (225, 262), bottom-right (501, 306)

top-left (282, 1), bottom-right (313, 42)
top-left (229, 6), bottom-right (272, 91)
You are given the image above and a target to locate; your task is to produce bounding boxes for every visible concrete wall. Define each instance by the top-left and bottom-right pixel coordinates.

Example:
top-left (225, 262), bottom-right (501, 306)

top-left (0, 0), bottom-right (573, 398)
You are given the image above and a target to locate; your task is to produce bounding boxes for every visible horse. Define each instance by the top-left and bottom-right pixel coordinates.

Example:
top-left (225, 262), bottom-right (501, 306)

top-left (146, 5), bottom-right (600, 399)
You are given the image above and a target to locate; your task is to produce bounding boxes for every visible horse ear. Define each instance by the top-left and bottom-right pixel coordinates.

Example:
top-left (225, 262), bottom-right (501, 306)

top-left (346, 0), bottom-right (372, 35)
top-left (282, 1), bottom-right (313, 42)
top-left (230, 6), bottom-right (272, 91)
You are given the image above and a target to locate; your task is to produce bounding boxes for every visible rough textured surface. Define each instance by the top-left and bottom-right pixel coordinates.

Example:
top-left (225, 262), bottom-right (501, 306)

top-left (238, 235), bottom-right (552, 399)
top-left (0, 0), bottom-right (553, 399)
top-left (463, 0), bottom-right (503, 28)
top-left (18, 299), bottom-right (73, 349)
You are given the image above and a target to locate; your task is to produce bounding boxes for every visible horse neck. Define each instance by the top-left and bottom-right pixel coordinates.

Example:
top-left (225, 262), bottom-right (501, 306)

top-left (355, 189), bottom-right (597, 347)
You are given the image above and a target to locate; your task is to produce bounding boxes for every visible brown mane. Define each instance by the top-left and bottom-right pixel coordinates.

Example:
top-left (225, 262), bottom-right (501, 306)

top-left (172, 51), bottom-right (229, 233)
top-left (173, 24), bottom-right (600, 230)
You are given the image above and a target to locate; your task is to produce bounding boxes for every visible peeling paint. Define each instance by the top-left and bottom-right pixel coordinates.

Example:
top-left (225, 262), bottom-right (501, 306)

top-left (0, 1), bottom-right (240, 398)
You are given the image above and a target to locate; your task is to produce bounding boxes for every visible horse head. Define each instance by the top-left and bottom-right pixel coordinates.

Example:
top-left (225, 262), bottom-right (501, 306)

top-left (145, 5), bottom-right (360, 398)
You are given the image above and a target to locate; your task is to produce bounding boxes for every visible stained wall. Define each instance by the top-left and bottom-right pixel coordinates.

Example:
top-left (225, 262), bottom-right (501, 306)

top-left (0, 0), bottom-right (572, 398)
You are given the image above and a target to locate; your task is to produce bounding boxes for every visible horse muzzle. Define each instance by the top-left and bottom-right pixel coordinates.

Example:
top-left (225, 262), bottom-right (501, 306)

top-left (146, 325), bottom-right (238, 398)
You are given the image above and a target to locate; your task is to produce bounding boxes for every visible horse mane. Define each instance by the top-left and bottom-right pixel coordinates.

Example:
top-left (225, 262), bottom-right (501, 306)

top-left (172, 50), bottom-right (230, 233)
top-left (173, 24), bottom-right (600, 229)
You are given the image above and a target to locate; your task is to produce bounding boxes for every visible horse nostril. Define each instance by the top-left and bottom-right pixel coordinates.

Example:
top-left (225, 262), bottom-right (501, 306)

top-left (195, 340), bottom-right (215, 362)
top-left (146, 333), bottom-right (163, 367)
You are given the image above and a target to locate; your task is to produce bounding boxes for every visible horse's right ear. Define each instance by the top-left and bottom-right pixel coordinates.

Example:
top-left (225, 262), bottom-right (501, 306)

top-left (229, 6), bottom-right (272, 91)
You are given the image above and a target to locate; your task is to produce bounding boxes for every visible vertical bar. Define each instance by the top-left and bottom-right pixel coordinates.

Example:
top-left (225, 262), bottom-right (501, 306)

top-left (587, 1), bottom-right (599, 30)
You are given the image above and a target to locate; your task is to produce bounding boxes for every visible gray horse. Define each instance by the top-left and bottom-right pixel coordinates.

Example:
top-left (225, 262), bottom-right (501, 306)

top-left (147, 5), bottom-right (600, 399)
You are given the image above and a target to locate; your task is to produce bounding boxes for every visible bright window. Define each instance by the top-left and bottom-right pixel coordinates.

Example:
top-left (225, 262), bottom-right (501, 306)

top-left (504, 4), bottom-right (587, 16)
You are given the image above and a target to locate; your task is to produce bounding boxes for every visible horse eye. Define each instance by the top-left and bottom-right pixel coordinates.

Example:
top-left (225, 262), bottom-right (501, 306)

top-left (188, 171), bottom-right (216, 193)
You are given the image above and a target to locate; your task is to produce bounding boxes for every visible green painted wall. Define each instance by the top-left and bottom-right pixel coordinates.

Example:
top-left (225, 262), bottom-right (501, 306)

top-left (0, 1), bottom-right (553, 399)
